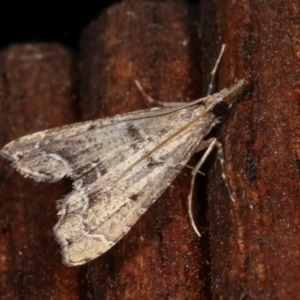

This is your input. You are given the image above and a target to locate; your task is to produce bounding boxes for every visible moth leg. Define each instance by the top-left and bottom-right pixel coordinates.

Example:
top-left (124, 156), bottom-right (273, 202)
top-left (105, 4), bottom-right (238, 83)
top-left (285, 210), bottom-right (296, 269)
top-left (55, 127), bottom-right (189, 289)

top-left (188, 138), bottom-right (217, 236)
top-left (188, 136), bottom-right (235, 237)
top-left (135, 80), bottom-right (187, 107)
top-left (207, 44), bottom-right (225, 96)
top-left (185, 138), bottom-right (217, 176)
top-left (185, 164), bottom-right (205, 176)
top-left (213, 139), bottom-right (236, 203)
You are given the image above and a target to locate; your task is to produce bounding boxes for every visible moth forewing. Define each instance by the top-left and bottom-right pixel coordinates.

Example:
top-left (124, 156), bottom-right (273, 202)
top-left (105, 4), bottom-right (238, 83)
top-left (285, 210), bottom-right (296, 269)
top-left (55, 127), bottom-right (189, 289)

top-left (1, 79), bottom-right (245, 266)
top-left (54, 101), bottom-right (219, 266)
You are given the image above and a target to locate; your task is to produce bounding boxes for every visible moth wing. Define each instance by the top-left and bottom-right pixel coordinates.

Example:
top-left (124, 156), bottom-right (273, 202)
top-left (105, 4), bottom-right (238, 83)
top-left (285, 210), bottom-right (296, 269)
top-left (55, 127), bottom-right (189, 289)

top-left (1, 104), bottom-right (198, 182)
top-left (54, 107), bottom-right (216, 266)
top-left (1, 108), bottom-right (188, 182)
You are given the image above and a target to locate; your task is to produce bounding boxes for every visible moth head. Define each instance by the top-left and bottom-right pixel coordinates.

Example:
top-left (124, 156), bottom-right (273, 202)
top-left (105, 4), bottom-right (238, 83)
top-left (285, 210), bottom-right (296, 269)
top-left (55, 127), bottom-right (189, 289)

top-left (221, 79), bottom-right (246, 107)
top-left (210, 79), bottom-right (246, 119)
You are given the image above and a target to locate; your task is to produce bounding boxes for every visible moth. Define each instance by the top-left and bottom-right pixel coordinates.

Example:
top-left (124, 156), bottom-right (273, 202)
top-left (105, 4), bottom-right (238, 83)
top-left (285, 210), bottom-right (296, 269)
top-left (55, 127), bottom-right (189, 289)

top-left (1, 78), bottom-right (245, 266)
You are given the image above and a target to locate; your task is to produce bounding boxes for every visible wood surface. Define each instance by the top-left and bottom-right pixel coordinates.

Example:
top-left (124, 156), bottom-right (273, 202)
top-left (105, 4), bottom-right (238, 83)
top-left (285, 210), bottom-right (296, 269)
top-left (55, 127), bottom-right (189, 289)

top-left (1, 1), bottom-right (299, 299)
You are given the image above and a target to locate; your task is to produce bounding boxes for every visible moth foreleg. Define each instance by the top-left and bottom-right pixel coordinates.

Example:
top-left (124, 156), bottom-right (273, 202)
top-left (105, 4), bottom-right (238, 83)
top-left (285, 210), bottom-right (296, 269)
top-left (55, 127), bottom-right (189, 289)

top-left (188, 138), bottom-right (218, 236)
top-left (188, 136), bottom-right (235, 237)
top-left (214, 139), bottom-right (236, 203)
top-left (194, 137), bottom-right (235, 203)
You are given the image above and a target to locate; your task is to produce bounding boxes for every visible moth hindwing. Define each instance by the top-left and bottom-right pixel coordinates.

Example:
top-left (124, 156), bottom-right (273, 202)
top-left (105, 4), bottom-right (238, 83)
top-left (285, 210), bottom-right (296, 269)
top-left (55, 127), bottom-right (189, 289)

top-left (1, 80), bottom-right (245, 266)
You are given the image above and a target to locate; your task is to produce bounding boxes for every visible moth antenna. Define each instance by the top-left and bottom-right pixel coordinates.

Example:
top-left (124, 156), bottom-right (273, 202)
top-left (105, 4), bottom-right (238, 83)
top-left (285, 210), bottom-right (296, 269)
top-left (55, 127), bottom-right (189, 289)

top-left (207, 43), bottom-right (225, 96)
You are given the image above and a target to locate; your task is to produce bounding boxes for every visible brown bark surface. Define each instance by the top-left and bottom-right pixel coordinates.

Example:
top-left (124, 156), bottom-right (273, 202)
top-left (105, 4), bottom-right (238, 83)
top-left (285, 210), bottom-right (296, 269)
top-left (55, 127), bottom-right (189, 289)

top-left (0, 45), bottom-right (87, 298)
top-left (1, 0), bottom-right (299, 299)
top-left (202, 1), bottom-right (300, 299)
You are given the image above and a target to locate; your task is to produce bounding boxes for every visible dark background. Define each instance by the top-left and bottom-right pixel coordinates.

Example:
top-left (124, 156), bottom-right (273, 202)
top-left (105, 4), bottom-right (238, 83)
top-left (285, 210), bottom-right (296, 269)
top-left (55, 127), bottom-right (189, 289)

top-left (0, 1), bottom-right (200, 50)
top-left (0, 2), bottom-right (120, 50)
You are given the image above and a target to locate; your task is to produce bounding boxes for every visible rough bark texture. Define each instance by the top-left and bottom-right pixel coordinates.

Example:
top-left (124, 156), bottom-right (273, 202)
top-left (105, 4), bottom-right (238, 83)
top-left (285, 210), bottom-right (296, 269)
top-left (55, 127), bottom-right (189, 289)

top-left (2, 0), bottom-right (297, 299)
top-left (202, 1), bottom-right (300, 299)
top-left (0, 45), bottom-right (88, 299)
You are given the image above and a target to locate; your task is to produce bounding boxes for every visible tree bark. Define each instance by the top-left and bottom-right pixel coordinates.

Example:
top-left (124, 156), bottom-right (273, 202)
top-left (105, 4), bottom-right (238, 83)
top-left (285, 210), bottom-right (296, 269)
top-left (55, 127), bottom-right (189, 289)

top-left (202, 1), bottom-right (300, 299)
top-left (0, 44), bottom-right (87, 299)
top-left (2, 1), bottom-right (298, 299)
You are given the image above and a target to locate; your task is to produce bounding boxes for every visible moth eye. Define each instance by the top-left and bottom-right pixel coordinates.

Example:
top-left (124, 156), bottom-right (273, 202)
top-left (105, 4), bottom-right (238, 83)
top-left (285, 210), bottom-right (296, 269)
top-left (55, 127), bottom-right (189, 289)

top-left (212, 101), bottom-right (228, 116)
